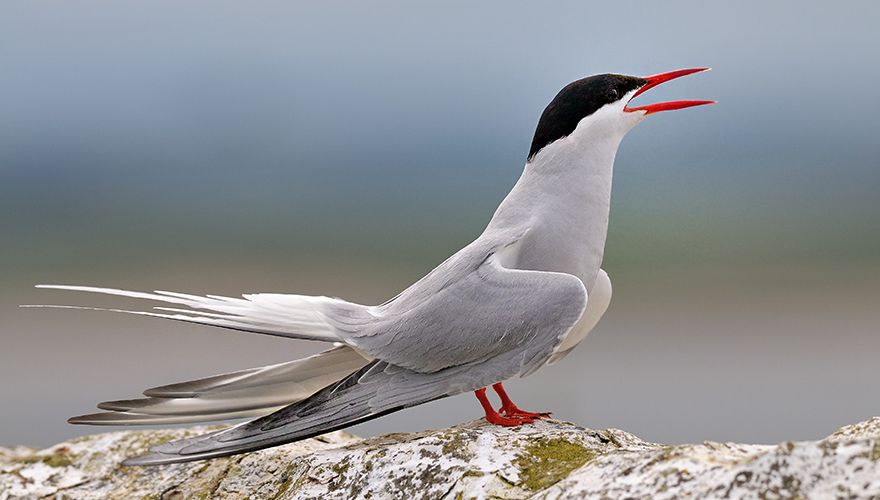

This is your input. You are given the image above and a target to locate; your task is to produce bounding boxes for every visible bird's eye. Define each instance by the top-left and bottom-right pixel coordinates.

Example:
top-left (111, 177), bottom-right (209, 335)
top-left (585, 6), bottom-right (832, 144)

top-left (607, 88), bottom-right (619, 101)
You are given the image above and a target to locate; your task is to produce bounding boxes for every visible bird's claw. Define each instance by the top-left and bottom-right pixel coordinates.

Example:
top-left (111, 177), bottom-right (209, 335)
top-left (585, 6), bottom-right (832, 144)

top-left (500, 405), bottom-right (552, 420)
top-left (477, 384), bottom-right (551, 427)
top-left (485, 412), bottom-right (535, 426)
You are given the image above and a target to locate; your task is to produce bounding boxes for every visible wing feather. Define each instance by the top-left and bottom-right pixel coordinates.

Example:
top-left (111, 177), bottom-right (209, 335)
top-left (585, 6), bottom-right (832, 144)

top-left (68, 345), bottom-right (370, 425)
top-left (326, 250), bottom-right (588, 374)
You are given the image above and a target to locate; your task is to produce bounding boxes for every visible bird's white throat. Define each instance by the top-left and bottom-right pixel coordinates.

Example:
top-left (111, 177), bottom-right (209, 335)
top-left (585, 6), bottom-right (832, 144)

top-left (486, 99), bottom-right (644, 291)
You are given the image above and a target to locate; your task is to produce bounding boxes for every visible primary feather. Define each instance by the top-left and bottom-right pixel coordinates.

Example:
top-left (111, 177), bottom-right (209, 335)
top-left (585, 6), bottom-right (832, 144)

top-left (68, 345), bottom-right (370, 426)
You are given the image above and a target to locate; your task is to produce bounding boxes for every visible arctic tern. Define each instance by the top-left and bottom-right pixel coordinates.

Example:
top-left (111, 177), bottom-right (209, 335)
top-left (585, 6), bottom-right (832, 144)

top-left (31, 68), bottom-right (713, 465)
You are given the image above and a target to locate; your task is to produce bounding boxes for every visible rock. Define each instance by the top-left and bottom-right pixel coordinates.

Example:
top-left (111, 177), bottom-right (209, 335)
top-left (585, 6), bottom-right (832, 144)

top-left (1, 417), bottom-right (879, 499)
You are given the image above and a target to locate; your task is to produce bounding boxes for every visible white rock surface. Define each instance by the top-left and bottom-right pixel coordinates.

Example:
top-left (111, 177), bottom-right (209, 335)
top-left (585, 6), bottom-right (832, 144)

top-left (1, 417), bottom-right (878, 499)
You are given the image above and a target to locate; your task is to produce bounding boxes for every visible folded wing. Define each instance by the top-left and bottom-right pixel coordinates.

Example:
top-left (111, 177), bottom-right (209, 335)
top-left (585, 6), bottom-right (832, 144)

top-left (327, 247), bottom-right (589, 374)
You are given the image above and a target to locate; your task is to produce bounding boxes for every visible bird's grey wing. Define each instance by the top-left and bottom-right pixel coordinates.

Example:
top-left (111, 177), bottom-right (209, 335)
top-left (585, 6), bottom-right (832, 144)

top-left (71, 345), bottom-right (370, 425)
top-left (327, 247), bottom-right (588, 374)
top-left (125, 251), bottom-right (588, 465)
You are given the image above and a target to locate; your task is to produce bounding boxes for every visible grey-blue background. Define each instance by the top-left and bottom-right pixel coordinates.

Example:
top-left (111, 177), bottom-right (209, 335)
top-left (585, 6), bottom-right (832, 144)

top-left (3, 1), bottom-right (878, 448)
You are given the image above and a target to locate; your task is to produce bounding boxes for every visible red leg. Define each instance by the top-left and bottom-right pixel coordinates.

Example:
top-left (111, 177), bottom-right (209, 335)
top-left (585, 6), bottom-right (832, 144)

top-left (474, 388), bottom-right (533, 426)
top-left (492, 382), bottom-right (552, 419)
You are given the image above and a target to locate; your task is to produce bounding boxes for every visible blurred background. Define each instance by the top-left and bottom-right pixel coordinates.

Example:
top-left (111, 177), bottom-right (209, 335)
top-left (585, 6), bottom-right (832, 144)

top-left (2, 1), bottom-right (878, 448)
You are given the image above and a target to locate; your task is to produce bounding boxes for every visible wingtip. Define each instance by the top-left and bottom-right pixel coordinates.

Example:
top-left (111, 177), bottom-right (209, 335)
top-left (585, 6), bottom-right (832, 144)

top-left (121, 447), bottom-right (214, 466)
top-left (67, 414), bottom-right (94, 425)
top-left (121, 453), bottom-right (176, 467)
top-left (120, 456), bottom-right (144, 467)
top-left (68, 411), bottom-right (145, 426)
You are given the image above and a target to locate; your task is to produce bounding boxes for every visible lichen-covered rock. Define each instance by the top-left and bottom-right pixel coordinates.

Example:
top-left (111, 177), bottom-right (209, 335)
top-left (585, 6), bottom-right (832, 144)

top-left (1, 417), bottom-right (878, 499)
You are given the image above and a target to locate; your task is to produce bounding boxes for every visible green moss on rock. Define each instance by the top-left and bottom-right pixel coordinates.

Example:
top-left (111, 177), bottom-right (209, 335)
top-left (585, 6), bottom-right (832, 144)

top-left (13, 447), bottom-right (76, 468)
top-left (514, 437), bottom-right (595, 490)
top-left (41, 453), bottom-right (75, 468)
top-left (270, 463), bottom-right (301, 500)
top-left (440, 431), bottom-right (472, 459)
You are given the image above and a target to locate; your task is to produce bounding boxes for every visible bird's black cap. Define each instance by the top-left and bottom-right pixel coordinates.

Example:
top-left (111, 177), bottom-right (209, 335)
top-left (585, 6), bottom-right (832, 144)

top-left (528, 74), bottom-right (646, 161)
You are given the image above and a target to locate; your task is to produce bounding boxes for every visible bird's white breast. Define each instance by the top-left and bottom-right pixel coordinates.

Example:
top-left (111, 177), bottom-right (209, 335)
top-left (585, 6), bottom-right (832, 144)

top-left (552, 268), bottom-right (612, 357)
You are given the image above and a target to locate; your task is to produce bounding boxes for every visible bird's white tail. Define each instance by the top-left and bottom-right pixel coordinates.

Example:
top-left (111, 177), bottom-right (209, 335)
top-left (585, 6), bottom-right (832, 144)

top-left (27, 284), bottom-right (361, 342)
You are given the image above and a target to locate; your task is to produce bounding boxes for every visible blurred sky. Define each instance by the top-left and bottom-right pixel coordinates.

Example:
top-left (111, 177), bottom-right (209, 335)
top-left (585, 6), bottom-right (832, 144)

top-left (2, 1), bottom-right (879, 448)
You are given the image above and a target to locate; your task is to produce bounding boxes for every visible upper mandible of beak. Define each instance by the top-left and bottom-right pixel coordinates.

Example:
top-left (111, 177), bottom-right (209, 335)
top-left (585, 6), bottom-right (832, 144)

top-left (625, 67), bottom-right (715, 114)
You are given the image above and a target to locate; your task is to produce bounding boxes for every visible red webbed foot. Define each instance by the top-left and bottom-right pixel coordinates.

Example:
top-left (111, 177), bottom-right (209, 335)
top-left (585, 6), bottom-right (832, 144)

top-left (484, 410), bottom-right (535, 426)
top-left (501, 405), bottom-right (552, 420)
top-left (493, 383), bottom-right (552, 420)
top-left (474, 387), bottom-right (535, 427)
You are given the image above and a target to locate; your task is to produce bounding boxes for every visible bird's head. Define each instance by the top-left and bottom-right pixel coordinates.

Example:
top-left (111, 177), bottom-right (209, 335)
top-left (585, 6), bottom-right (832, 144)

top-left (527, 68), bottom-right (713, 162)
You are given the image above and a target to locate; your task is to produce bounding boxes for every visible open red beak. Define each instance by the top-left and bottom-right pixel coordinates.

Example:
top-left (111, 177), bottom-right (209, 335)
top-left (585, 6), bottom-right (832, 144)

top-left (624, 68), bottom-right (715, 114)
